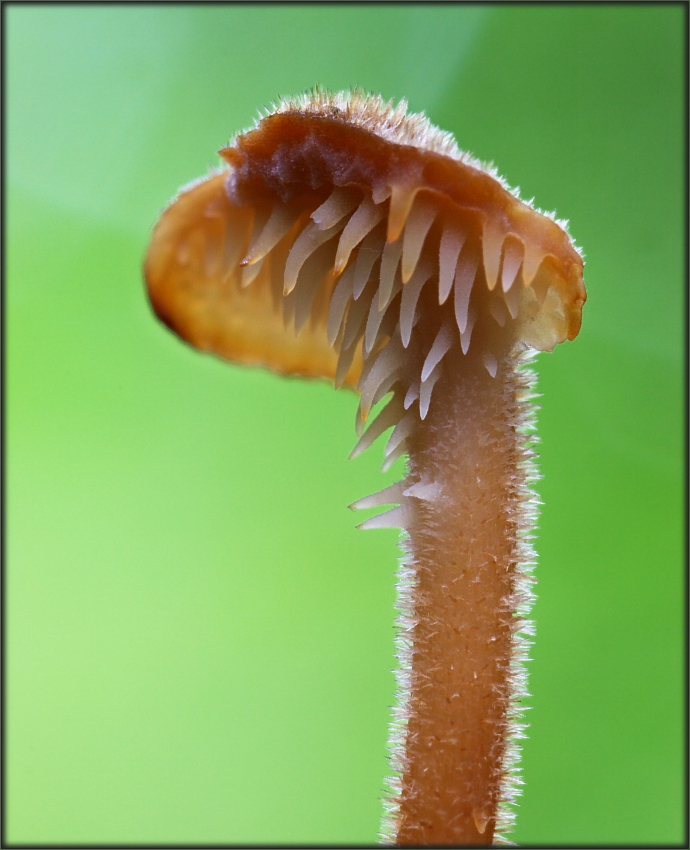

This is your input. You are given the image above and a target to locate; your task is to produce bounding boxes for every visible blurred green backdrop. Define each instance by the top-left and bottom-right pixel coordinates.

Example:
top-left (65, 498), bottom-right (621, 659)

top-left (6, 4), bottom-right (685, 846)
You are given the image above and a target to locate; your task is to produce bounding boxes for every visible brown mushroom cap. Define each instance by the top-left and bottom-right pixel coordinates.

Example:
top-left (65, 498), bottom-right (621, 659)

top-left (145, 90), bottom-right (585, 445)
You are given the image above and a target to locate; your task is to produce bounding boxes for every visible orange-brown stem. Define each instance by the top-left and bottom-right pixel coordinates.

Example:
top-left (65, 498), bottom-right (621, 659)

top-left (392, 346), bottom-right (533, 846)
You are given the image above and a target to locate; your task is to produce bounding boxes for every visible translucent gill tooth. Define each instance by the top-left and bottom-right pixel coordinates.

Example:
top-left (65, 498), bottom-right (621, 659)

top-left (482, 219), bottom-right (506, 291)
top-left (242, 204), bottom-right (298, 266)
top-left (454, 244), bottom-right (480, 334)
top-left (241, 255), bottom-right (265, 288)
top-left (357, 504), bottom-right (412, 531)
top-left (501, 237), bottom-right (525, 292)
top-left (284, 220), bottom-right (344, 295)
top-left (419, 362), bottom-right (443, 420)
top-left (404, 380), bottom-right (420, 409)
top-left (341, 282), bottom-right (372, 351)
top-left (359, 337), bottom-right (405, 418)
top-left (334, 337), bottom-right (359, 389)
top-left (373, 308), bottom-right (399, 358)
top-left (349, 481), bottom-right (406, 511)
top-left (308, 267), bottom-right (335, 332)
top-left (371, 183), bottom-right (392, 204)
top-left (381, 439), bottom-right (408, 472)
top-left (282, 282), bottom-right (296, 329)
top-left (269, 239), bottom-right (290, 308)
top-left (483, 350), bottom-right (498, 378)
top-left (532, 273), bottom-right (552, 308)
top-left (221, 216), bottom-right (251, 282)
top-left (241, 206), bottom-right (270, 263)
top-left (327, 263), bottom-right (356, 345)
top-left (373, 368), bottom-right (405, 410)
top-left (504, 278), bottom-right (521, 319)
top-left (460, 309), bottom-right (477, 355)
top-left (490, 296), bottom-right (508, 327)
top-left (365, 274), bottom-right (400, 356)
top-left (349, 396), bottom-right (405, 459)
top-left (385, 410), bottom-right (417, 457)
top-left (334, 196), bottom-right (386, 274)
top-left (521, 241), bottom-right (546, 287)
top-left (404, 481), bottom-right (442, 501)
top-left (293, 244), bottom-right (337, 334)
top-left (355, 403), bottom-right (365, 438)
top-left (401, 196), bottom-right (438, 283)
top-left (387, 183), bottom-right (417, 243)
top-left (379, 238), bottom-right (404, 310)
top-left (353, 233), bottom-right (385, 300)
top-left (400, 258), bottom-right (434, 348)
top-left (438, 223), bottom-right (467, 304)
top-left (311, 187), bottom-right (361, 230)
top-left (421, 321), bottom-right (454, 383)
top-left (356, 344), bottom-right (379, 393)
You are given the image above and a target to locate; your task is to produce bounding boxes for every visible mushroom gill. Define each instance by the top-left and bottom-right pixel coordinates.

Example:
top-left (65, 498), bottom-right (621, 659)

top-left (144, 89), bottom-right (586, 846)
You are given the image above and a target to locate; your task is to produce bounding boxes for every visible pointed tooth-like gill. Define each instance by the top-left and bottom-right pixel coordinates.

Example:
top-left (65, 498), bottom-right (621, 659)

top-left (354, 403), bottom-right (365, 438)
top-left (504, 277), bottom-right (521, 319)
top-left (404, 480), bottom-right (442, 501)
top-left (311, 187), bottom-right (361, 230)
top-left (454, 244), bottom-right (480, 335)
top-left (242, 203), bottom-right (298, 266)
top-left (350, 395), bottom-right (405, 459)
top-left (483, 349), bottom-right (498, 378)
top-left (359, 335), bottom-right (406, 419)
top-left (385, 409), bottom-right (417, 458)
top-left (372, 367), bottom-right (404, 408)
top-left (532, 274), bottom-right (553, 308)
top-left (371, 183), bottom-right (392, 205)
top-left (357, 503), bottom-right (412, 531)
top-left (501, 237), bottom-right (524, 292)
top-left (284, 220), bottom-right (344, 295)
top-left (381, 439), bottom-right (408, 472)
top-left (241, 206), bottom-right (270, 267)
top-left (421, 320), bottom-right (454, 383)
top-left (401, 196), bottom-right (437, 283)
top-left (387, 184), bottom-right (417, 243)
top-left (438, 222), bottom-right (467, 304)
top-left (326, 263), bottom-right (356, 346)
top-left (379, 238), bottom-right (404, 310)
top-left (241, 255), bottom-right (266, 288)
top-left (482, 218), bottom-right (507, 291)
top-left (334, 196), bottom-right (386, 274)
top-left (366, 268), bottom-right (402, 355)
top-left (460, 309), bottom-right (477, 354)
top-left (490, 296), bottom-right (508, 327)
top-left (399, 257), bottom-right (434, 348)
top-left (343, 277), bottom-right (376, 351)
top-left (334, 336), bottom-right (360, 389)
top-left (293, 243), bottom-right (338, 334)
top-left (353, 225), bottom-right (386, 299)
top-left (521, 241), bottom-right (546, 287)
top-left (349, 480), bottom-right (406, 511)
top-left (404, 380), bottom-right (420, 409)
top-left (221, 215), bottom-right (251, 282)
top-left (419, 361), bottom-right (443, 420)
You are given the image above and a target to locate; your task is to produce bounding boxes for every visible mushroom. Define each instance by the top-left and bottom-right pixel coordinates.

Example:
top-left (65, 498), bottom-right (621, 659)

top-left (144, 89), bottom-right (585, 846)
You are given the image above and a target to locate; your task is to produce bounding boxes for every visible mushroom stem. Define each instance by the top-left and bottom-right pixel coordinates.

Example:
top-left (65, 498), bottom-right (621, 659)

top-left (386, 345), bottom-right (536, 846)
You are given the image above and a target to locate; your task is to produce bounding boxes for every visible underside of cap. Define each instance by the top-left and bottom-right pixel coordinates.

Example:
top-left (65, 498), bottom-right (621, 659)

top-left (145, 90), bottom-right (585, 445)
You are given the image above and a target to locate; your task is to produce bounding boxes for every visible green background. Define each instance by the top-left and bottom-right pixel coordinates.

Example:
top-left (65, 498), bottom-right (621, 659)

top-left (6, 4), bottom-right (685, 846)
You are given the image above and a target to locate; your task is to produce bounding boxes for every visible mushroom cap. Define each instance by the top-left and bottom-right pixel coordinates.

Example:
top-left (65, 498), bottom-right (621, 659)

top-left (145, 90), bottom-right (585, 420)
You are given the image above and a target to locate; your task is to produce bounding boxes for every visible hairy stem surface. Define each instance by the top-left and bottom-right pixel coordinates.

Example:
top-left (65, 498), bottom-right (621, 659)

top-left (390, 348), bottom-right (535, 846)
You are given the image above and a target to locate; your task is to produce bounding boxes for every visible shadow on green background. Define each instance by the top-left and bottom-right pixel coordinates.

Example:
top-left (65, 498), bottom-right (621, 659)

top-left (6, 5), bottom-right (685, 845)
